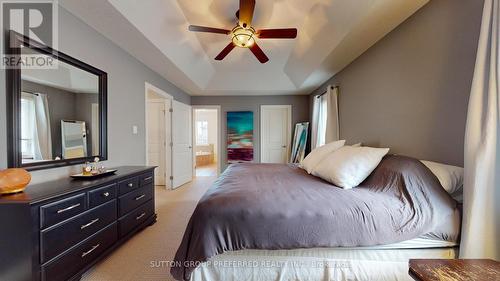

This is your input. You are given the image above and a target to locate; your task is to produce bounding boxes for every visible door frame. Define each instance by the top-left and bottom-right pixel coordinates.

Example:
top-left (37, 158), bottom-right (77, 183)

top-left (192, 105), bottom-right (222, 176)
top-left (145, 82), bottom-right (173, 189)
top-left (260, 105), bottom-right (292, 163)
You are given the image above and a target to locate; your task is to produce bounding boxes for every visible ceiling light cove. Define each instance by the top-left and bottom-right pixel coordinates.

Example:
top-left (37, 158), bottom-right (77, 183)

top-left (188, 0), bottom-right (297, 64)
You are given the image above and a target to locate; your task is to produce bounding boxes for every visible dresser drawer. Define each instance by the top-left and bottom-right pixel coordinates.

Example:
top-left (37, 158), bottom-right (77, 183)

top-left (40, 200), bottom-right (117, 263)
top-left (42, 223), bottom-right (117, 281)
top-left (119, 199), bottom-right (154, 237)
top-left (88, 183), bottom-right (117, 208)
top-left (119, 184), bottom-right (153, 216)
top-left (118, 176), bottom-right (140, 195)
top-left (139, 172), bottom-right (154, 187)
top-left (40, 193), bottom-right (86, 228)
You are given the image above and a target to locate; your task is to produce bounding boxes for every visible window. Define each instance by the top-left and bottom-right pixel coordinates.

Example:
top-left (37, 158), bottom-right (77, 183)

top-left (21, 93), bottom-right (36, 159)
top-left (196, 121), bottom-right (208, 145)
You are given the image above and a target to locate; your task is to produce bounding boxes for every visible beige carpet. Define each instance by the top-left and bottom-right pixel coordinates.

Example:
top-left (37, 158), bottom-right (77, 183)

top-left (81, 176), bottom-right (215, 281)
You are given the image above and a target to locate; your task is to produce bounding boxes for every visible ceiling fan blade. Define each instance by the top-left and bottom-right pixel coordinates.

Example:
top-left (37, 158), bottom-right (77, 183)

top-left (239, 0), bottom-right (255, 28)
top-left (215, 42), bottom-right (236, 60)
top-left (188, 25), bottom-right (230, 35)
top-left (257, 28), bottom-right (297, 39)
top-left (249, 43), bottom-right (269, 63)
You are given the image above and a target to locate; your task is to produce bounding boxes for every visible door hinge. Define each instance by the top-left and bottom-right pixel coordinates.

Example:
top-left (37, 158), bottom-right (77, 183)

top-left (169, 108), bottom-right (173, 113)
top-left (170, 176), bottom-right (173, 180)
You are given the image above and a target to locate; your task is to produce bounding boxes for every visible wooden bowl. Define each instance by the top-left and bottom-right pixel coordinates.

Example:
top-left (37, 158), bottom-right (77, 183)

top-left (0, 168), bottom-right (31, 195)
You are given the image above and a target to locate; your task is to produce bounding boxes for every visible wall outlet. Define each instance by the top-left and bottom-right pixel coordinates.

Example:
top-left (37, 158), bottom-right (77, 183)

top-left (132, 125), bottom-right (138, 135)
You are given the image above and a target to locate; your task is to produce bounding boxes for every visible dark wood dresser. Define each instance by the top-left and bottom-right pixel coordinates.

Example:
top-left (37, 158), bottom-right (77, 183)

top-left (0, 166), bottom-right (157, 281)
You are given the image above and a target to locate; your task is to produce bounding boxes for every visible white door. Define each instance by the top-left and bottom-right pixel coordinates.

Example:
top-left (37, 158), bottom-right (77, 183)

top-left (172, 100), bottom-right (193, 188)
top-left (147, 99), bottom-right (171, 187)
top-left (261, 105), bottom-right (291, 163)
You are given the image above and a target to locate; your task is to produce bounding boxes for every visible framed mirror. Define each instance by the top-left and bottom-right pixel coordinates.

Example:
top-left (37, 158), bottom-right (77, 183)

top-left (6, 31), bottom-right (107, 171)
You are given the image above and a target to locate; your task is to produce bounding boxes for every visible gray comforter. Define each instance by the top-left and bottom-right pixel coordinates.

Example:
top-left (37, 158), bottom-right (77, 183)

top-left (171, 155), bottom-right (461, 281)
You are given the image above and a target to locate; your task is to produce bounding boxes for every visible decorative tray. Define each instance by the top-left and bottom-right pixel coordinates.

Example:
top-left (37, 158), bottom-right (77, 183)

top-left (70, 169), bottom-right (117, 179)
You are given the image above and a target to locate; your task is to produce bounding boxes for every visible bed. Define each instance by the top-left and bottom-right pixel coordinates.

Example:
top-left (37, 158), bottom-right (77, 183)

top-left (171, 155), bottom-right (461, 281)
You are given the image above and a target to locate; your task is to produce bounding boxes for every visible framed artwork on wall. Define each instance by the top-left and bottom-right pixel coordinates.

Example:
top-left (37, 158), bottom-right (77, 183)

top-left (227, 111), bottom-right (253, 163)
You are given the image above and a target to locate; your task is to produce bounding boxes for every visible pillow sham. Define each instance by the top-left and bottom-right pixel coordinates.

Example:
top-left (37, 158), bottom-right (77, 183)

top-left (312, 146), bottom-right (390, 189)
top-left (300, 140), bottom-right (346, 174)
top-left (420, 160), bottom-right (463, 194)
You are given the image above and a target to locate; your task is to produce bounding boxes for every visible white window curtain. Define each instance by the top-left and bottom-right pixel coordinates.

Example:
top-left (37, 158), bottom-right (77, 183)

top-left (311, 97), bottom-right (321, 149)
top-left (460, 0), bottom-right (499, 260)
top-left (33, 93), bottom-right (52, 160)
top-left (311, 85), bottom-right (340, 149)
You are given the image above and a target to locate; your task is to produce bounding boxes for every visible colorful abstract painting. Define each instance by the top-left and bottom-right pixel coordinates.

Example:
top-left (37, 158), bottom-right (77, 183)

top-left (227, 111), bottom-right (254, 163)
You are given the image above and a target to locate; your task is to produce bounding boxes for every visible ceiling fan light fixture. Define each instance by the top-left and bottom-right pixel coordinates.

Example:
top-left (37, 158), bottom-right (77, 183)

top-left (188, 0), bottom-right (296, 63)
top-left (231, 26), bottom-right (255, 48)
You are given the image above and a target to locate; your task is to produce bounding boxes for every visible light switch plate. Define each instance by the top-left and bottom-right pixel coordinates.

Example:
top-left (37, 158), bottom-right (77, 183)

top-left (132, 125), bottom-right (138, 135)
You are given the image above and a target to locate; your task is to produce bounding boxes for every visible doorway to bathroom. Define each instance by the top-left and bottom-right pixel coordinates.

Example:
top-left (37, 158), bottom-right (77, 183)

top-left (192, 106), bottom-right (221, 177)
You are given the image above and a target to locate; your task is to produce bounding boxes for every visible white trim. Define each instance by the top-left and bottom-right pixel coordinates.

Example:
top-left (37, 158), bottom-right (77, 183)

top-left (260, 105), bottom-right (292, 163)
top-left (192, 105), bottom-right (222, 176)
top-left (145, 82), bottom-right (173, 189)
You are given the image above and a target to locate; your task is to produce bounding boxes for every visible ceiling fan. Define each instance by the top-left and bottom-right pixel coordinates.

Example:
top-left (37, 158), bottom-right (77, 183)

top-left (188, 0), bottom-right (297, 63)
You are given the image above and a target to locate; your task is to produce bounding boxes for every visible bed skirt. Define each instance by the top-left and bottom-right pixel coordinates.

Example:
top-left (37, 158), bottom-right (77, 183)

top-left (188, 247), bottom-right (458, 281)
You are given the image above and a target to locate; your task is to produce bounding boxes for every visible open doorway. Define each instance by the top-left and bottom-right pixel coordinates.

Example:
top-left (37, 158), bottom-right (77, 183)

top-left (145, 82), bottom-right (172, 189)
top-left (193, 106), bottom-right (220, 177)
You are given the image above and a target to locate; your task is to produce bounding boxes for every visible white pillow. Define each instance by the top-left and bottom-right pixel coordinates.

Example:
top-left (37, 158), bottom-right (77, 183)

top-left (420, 160), bottom-right (463, 194)
top-left (300, 140), bottom-right (346, 174)
top-left (312, 146), bottom-right (390, 189)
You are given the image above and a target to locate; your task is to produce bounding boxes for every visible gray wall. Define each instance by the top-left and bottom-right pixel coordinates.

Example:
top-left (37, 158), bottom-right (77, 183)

top-left (191, 95), bottom-right (310, 171)
top-left (0, 6), bottom-right (191, 183)
top-left (309, 0), bottom-right (484, 166)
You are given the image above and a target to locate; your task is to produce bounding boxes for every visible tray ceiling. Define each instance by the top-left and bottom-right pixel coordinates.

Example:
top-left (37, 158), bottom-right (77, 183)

top-left (61, 0), bottom-right (429, 96)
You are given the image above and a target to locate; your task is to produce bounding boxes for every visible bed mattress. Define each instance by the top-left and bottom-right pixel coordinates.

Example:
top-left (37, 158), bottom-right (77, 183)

top-left (351, 237), bottom-right (457, 249)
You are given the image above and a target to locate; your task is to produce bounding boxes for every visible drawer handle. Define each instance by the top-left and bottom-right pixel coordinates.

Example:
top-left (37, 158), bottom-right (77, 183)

top-left (144, 176), bottom-right (152, 181)
top-left (135, 194), bottom-right (145, 201)
top-left (80, 218), bottom-right (100, 230)
top-left (103, 192), bottom-right (110, 197)
top-left (81, 244), bottom-right (100, 258)
top-left (128, 183), bottom-right (134, 187)
top-left (136, 212), bottom-right (146, 220)
top-left (56, 203), bottom-right (81, 214)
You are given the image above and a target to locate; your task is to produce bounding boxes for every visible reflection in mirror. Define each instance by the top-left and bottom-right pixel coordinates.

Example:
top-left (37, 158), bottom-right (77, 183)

top-left (20, 46), bottom-right (100, 164)
top-left (61, 120), bottom-right (88, 159)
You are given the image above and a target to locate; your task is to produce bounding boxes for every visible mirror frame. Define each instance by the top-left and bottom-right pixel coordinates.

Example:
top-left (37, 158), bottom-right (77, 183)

top-left (6, 30), bottom-right (108, 171)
